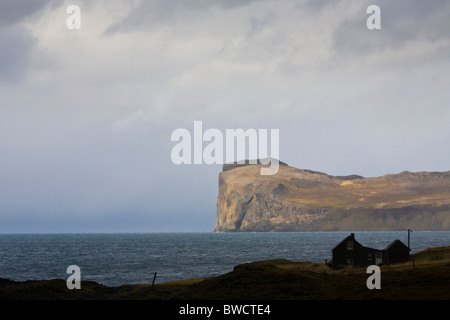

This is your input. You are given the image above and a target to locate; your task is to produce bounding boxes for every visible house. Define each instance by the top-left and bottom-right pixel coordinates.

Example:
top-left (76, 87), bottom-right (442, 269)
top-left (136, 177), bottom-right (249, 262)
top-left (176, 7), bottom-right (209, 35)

top-left (330, 233), bottom-right (410, 269)
top-left (385, 239), bottom-right (410, 264)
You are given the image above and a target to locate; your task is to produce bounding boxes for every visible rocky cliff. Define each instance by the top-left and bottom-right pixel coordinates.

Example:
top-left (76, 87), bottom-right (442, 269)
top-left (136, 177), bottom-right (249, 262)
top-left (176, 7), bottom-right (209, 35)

top-left (214, 161), bottom-right (450, 231)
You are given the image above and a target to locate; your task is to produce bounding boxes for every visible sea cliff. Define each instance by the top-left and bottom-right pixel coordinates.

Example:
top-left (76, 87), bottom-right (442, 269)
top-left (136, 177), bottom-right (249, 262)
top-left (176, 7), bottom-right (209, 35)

top-left (214, 161), bottom-right (450, 232)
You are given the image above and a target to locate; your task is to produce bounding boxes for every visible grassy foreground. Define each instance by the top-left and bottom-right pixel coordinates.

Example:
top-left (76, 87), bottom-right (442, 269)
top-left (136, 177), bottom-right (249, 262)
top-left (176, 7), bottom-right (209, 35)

top-left (1, 246), bottom-right (449, 300)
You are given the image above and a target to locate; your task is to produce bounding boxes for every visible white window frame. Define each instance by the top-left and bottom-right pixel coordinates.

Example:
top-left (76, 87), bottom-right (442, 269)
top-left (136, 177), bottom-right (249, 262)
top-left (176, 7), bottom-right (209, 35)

top-left (347, 240), bottom-right (353, 250)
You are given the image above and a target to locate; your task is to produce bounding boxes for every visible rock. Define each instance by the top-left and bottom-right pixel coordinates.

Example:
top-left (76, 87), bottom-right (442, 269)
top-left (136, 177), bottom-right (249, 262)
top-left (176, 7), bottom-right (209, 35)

top-left (214, 161), bottom-right (450, 232)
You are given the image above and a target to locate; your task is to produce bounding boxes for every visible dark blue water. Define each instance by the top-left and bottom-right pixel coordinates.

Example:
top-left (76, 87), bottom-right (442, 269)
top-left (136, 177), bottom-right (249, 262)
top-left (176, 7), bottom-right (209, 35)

top-left (0, 231), bottom-right (449, 286)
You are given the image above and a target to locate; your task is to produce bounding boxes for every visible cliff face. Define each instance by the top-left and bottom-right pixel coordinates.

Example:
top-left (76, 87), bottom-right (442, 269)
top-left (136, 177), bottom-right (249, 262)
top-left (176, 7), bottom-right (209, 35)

top-left (214, 162), bottom-right (450, 231)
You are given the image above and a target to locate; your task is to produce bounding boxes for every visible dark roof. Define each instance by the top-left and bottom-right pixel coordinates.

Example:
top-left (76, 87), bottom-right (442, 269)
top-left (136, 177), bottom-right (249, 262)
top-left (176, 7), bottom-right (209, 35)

top-left (331, 233), bottom-right (358, 251)
top-left (332, 234), bottom-right (406, 252)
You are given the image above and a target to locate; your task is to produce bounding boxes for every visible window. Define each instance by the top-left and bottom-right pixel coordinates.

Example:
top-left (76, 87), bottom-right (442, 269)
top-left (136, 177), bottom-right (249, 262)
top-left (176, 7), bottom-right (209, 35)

top-left (375, 253), bottom-right (382, 259)
top-left (368, 253), bottom-right (372, 260)
top-left (347, 240), bottom-right (353, 250)
top-left (346, 259), bottom-right (353, 266)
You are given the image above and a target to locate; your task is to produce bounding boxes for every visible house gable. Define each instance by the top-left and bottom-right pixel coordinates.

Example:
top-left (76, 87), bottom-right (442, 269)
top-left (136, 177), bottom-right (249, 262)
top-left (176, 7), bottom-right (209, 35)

top-left (385, 239), bottom-right (410, 264)
top-left (331, 233), bottom-right (366, 268)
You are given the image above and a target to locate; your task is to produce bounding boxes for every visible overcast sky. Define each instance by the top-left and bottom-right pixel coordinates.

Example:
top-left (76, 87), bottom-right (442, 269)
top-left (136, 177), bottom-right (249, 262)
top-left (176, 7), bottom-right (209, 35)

top-left (1, 0), bottom-right (449, 233)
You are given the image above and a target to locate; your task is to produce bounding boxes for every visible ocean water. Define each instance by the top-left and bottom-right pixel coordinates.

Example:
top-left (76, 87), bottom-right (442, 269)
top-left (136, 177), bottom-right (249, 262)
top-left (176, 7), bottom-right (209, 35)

top-left (0, 231), bottom-right (449, 286)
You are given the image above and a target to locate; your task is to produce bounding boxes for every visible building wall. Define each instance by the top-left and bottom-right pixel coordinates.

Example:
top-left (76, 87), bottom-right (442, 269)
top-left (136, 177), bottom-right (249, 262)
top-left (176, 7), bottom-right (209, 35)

top-left (385, 241), bottom-right (410, 264)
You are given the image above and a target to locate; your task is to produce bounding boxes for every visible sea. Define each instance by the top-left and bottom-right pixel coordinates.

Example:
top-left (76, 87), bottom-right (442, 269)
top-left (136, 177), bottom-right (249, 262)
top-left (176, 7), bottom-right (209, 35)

top-left (0, 231), bottom-right (449, 287)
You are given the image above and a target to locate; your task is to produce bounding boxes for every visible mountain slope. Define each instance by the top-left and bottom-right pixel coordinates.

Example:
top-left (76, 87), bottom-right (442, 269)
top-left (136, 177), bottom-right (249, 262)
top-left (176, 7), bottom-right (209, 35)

top-left (214, 162), bottom-right (450, 231)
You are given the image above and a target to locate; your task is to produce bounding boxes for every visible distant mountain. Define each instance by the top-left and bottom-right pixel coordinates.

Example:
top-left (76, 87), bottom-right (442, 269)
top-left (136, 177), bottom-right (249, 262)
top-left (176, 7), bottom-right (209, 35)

top-left (214, 161), bottom-right (450, 231)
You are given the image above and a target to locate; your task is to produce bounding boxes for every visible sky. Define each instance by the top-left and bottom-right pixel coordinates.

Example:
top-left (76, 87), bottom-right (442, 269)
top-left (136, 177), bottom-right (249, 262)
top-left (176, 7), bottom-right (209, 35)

top-left (1, 0), bottom-right (449, 233)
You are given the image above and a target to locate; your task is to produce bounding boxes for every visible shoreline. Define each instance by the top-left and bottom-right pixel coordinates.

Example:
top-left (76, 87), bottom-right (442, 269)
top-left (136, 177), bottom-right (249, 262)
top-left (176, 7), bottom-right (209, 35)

top-left (1, 246), bottom-right (449, 300)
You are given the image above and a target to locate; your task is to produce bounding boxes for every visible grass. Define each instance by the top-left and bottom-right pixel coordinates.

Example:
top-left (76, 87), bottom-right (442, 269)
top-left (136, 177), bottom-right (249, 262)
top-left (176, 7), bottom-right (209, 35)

top-left (1, 246), bottom-right (449, 300)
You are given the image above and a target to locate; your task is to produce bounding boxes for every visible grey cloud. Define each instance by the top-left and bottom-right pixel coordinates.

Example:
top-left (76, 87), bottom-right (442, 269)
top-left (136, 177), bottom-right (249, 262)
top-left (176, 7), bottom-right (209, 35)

top-left (0, 0), bottom-right (64, 82)
top-left (332, 0), bottom-right (450, 57)
top-left (0, 26), bottom-right (35, 81)
top-left (0, 0), bottom-right (61, 27)
top-left (105, 0), bottom-right (264, 34)
top-left (380, 0), bottom-right (450, 43)
top-left (304, 0), bottom-right (340, 11)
